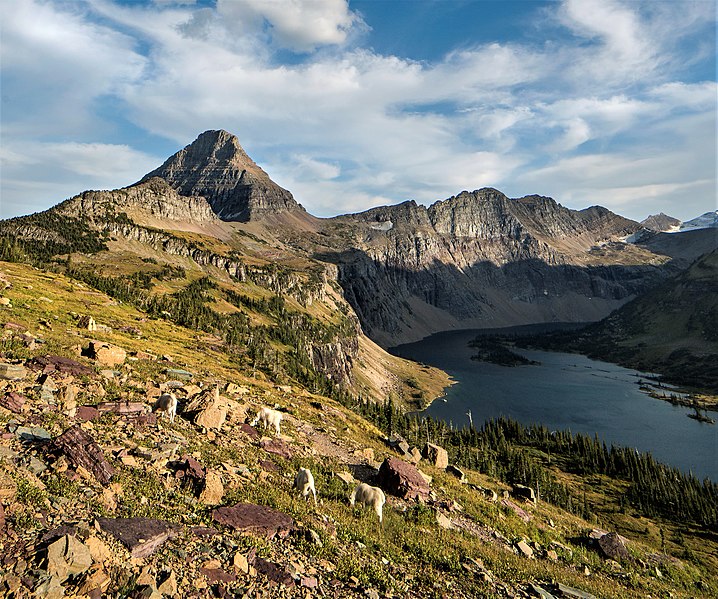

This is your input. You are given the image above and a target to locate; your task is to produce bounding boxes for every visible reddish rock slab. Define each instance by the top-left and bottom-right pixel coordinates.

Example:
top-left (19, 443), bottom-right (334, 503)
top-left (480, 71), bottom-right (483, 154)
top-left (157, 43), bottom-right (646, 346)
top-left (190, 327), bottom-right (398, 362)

top-left (200, 568), bottom-right (237, 584)
top-left (53, 426), bottom-right (115, 484)
top-left (0, 392), bottom-right (26, 413)
top-left (30, 355), bottom-right (92, 377)
top-left (170, 455), bottom-right (206, 495)
top-left (254, 558), bottom-right (295, 587)
top-left (377, 457), bottom-right (430, 501)
top-left (40, 525), bottom-right (78, 545)
top-left (97, 517), bottom-right (178, 558)
top-left (260, 438), bottom-right (293, 459)
top-left (258, 459), bottom-right (280, 473)
top-left (75, 406), bottom-right (100, 422)
top-left (96, 401), bottom-right (147, 415)
top-left (212, 503), bottom-right (294, 539)
top-left (301, 576), bottom-right (318, 589)
top-left (237, 423), bottom-right (260, 440)
top-left (597, 532), bottom-right (631, 562)
top-left (95, 401), bottom-right (155, 426)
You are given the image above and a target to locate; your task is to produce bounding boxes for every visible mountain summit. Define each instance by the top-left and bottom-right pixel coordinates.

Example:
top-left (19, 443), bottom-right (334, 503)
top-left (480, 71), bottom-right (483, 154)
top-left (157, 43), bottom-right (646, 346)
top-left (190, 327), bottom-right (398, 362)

top-left (140, 130), bottom-right (302, 221)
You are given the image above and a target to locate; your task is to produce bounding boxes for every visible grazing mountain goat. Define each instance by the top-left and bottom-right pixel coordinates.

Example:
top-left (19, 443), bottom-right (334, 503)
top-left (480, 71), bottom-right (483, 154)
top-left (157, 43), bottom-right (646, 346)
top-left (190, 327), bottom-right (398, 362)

top-left (154, 392), bottom-right (177, 423)
top-left (294, 467), bottom-right (317, 505)
top-left (350, 482), bottom-right (386, 523)
top-left (250, 407), bottom-right (283, 435)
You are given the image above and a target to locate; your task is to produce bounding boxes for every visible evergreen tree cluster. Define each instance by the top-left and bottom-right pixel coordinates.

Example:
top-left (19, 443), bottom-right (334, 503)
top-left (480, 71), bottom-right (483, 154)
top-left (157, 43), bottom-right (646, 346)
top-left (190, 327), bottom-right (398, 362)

top-left (0, 212), bottom-right (109, 264)
top-left (348, 398), bottom-right (717, 531)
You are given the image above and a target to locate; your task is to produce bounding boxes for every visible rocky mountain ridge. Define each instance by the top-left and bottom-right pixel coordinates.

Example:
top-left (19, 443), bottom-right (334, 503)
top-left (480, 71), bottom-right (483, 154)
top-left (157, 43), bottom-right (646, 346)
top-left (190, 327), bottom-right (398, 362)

top-left (640, 213), bottom-right (681, 233)
top-left (2, 129), bottom-right (716, 349)
top-left (315, 189), bottom-right (672, 345)
top-left (140, 130), bottom-right (302, 222)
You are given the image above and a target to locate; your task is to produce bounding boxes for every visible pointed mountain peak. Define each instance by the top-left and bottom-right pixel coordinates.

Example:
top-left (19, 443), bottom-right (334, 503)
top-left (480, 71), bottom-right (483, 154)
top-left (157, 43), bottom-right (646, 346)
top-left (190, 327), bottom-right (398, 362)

top-left (641, 212), bottom-right (681, 232)
top-left (140, 130), bottom-right (302, 222)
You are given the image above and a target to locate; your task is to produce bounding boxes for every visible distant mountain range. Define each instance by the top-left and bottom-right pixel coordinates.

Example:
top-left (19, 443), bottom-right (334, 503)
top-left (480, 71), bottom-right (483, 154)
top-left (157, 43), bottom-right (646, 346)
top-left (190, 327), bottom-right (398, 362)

top-left (1, 129), bottom-right (716, 389)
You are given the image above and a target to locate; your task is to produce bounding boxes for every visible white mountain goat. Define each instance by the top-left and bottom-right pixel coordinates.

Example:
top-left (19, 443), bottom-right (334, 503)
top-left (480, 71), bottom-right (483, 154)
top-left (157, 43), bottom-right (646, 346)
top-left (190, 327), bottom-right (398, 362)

top-left (294, 467), bottom-right (317, 505)
top-left (350, 482), bottom-right (386, 523)
top-left (153, 392), bottom-right (177, 423)
top-left (250, 406), bottom-right (283, 435)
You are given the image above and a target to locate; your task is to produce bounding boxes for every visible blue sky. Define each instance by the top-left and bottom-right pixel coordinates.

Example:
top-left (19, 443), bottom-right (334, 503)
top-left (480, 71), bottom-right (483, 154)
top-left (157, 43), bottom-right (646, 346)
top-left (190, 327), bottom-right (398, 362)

top-left (1, 0), bottom-right (716, 222)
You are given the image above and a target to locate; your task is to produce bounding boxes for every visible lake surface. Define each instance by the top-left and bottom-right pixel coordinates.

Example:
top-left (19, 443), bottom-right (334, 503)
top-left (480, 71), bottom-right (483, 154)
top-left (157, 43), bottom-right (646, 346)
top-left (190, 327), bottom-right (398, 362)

top-left (391, 326), bottom-right (717, 481)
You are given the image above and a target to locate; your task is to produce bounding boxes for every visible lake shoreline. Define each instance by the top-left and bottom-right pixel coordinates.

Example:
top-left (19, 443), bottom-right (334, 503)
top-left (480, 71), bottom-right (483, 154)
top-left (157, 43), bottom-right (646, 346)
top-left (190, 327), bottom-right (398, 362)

top-left (389, 326), bottom-right (718, 481)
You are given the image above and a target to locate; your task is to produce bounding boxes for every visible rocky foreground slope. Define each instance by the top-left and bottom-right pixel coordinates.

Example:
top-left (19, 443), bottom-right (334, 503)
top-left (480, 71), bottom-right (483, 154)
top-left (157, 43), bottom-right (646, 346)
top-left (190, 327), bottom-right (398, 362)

top-left (0, 261), bottom-right (716, 599)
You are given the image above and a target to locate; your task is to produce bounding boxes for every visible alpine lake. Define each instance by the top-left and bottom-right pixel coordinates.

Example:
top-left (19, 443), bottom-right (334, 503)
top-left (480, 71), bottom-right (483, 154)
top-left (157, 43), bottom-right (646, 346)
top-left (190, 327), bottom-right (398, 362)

top-left (390, 325), bottom-right (717, 482)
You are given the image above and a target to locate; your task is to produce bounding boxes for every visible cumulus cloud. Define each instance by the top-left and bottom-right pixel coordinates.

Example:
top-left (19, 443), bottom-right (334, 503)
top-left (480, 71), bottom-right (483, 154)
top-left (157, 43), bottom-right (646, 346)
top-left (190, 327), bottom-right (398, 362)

top-left (0, 0), bottom-right (145, 137)
top-left (0, 0), bottom-right (715, 222)
top-left (0, 141), bottom-right (160, 218)
top-left (216, 0), bottom-right (363, 52)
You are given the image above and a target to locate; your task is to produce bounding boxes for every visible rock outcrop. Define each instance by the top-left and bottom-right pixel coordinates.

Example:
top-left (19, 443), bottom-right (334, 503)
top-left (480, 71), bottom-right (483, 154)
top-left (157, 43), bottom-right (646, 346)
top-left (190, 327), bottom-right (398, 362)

top-left (377, 457), bottom-right (431, 501)
top-left (140, 130), bottom-right (303, 222)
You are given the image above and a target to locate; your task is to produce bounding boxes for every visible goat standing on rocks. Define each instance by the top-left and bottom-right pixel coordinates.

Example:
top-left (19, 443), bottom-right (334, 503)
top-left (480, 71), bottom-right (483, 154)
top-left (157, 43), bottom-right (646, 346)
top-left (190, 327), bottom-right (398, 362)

top-left (350, 482), bottom-right (386, 523)
top-left (154, 392), bottom-right (177, 423)
top-left (250, 406), bottom-right (283, 435)
top-left (294, 467), bottom-right (317, 505)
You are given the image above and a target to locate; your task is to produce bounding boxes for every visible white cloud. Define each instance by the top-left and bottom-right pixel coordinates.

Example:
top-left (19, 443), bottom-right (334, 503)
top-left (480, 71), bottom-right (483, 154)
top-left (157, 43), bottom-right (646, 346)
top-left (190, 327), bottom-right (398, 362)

top-left (0, 0), bottom-right (714, 224)
top-left (216, 0), bottom-right (363, 52)
top-left (0, 0), bottom-right (146, 137)
top-left (0, 141), bottom-right (160, 218)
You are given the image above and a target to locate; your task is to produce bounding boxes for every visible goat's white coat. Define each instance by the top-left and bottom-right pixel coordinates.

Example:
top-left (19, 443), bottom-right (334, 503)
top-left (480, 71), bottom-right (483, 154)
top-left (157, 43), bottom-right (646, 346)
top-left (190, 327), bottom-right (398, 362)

top-left (154, 392), bottom-right (177, 423)
top-left (350, 482), bottom-right (386, 523)
top-left (294, 467), bottom-right (317, 505)
top-left (250, 406), bottom-right (283, 435)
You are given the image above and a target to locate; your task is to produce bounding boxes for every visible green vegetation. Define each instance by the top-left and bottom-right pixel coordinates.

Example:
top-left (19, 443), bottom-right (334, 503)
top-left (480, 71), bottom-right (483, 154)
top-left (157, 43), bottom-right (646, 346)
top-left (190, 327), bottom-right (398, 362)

top-left (0, 212), bottom-right (108, 264)
top-left (63, 268), bottom-right (355, 395)
top-left (348, 399), bottom-right (718, 531)
top-left (469, 337), bottom-right (540, 366)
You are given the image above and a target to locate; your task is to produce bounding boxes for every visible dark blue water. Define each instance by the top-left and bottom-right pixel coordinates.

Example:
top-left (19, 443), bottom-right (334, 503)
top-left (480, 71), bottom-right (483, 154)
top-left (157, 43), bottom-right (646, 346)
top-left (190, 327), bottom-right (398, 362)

top-left (391, 327), bottom-right (717, 481)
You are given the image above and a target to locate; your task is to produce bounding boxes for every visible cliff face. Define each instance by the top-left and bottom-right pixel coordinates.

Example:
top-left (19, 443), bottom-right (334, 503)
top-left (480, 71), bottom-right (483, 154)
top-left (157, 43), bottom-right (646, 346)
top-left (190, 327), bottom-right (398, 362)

top-left (319, 189), bottom-right (668, 346)
top-left (67, 177), bottom-right (219, 224)
top-left (3, 129), bottom-right (707, 355)
top-left (139, 130), bottom-right (302, 222)
top-left (531, 250), bottom-right (718, 391)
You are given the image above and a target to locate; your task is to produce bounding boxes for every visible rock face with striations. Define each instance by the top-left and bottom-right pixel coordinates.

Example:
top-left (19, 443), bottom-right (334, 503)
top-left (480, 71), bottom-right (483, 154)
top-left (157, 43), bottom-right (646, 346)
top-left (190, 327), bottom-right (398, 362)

top-left (139, 129), bottom-right (302, 221)
top-left (319, 188), bottom-right (669, 346)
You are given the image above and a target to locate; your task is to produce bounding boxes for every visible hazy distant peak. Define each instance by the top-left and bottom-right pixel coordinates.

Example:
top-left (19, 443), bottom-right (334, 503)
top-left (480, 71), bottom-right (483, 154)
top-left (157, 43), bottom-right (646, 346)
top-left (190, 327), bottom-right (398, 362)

top-left (640, 213), bottom-right (681, 232)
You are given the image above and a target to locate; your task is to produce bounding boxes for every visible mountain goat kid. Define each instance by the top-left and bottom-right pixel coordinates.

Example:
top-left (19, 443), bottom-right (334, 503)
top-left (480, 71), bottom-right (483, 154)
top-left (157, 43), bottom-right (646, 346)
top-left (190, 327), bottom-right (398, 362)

top-left (294, 467), bottom-right (317, 505)
top-left (350, 482), bottom-right (386, 523)
top-left (153, 392), bottom-right (177, 423)
top-left (250, 406), bottom-right (283, 435)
